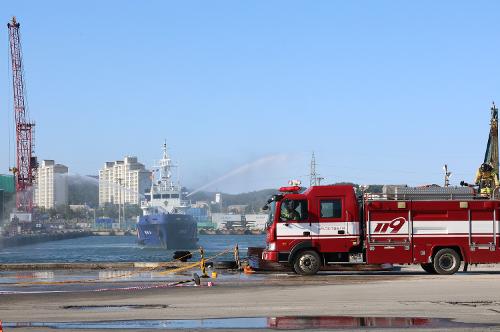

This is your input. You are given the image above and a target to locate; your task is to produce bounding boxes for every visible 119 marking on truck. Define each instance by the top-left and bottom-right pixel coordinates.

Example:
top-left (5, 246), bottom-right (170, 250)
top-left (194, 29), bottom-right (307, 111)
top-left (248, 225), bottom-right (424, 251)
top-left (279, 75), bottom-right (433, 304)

top-left (372, 217), bottom-right (406, 234)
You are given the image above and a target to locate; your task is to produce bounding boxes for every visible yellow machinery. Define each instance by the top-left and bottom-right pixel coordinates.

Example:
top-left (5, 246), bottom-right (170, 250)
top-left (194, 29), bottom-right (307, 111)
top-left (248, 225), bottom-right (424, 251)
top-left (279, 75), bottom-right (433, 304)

top-left (484, 102), bottom-right (499, 175)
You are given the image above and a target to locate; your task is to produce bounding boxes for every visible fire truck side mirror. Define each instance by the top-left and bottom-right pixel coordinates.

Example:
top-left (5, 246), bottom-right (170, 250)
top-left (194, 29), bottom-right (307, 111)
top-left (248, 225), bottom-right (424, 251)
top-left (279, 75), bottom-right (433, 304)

top-left (262, 205), bottom-right (269, 211)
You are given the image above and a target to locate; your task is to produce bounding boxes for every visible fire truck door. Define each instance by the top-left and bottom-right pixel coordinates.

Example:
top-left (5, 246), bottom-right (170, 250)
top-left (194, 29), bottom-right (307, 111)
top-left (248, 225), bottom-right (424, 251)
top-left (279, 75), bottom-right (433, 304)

top-left (275, 199), bottom-right (313, 248)
top-left (315, 198), bottom-right (349, 252)
top-left (469, 209), bottom-right (497, 255)
top-left (366, 205), bottom-right (412, 264)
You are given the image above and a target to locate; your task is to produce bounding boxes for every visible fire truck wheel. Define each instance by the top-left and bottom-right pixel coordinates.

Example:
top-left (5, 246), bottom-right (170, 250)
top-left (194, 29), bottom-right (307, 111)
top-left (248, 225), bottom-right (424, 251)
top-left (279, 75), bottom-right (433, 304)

top-left (293, 250), bottom-right (320, 275)
top-left (432, 248), bottom-right (461, 275)
top-left (420, 263), bottom-right (436, 274)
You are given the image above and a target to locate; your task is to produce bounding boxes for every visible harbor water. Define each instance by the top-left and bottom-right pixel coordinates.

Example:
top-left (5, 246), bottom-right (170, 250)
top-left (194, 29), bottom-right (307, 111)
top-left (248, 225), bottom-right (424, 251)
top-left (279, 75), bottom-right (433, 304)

top-left (0, 235), bottom-right (266, 263)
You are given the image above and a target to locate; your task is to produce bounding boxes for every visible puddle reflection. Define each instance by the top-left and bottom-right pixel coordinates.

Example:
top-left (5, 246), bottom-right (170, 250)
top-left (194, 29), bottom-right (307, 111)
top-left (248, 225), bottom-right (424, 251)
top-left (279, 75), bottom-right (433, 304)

top-left (4, 316), bottom-right (489, 330)
top-left (14, 271), bottom-right (54, 280)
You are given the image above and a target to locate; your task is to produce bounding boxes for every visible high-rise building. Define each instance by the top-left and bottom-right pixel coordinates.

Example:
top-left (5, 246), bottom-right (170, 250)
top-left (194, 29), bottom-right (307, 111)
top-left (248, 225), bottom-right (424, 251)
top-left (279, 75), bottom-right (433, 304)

top-left (34, 160), bottom-right (69, 209)
top-left (99, 156), bottom-right (151, 206)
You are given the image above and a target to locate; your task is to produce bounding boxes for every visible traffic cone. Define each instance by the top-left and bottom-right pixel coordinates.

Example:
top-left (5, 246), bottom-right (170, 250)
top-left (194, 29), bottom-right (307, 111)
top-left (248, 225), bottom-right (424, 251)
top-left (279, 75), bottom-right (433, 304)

top-left (243, 265), bottom-right (255, 274)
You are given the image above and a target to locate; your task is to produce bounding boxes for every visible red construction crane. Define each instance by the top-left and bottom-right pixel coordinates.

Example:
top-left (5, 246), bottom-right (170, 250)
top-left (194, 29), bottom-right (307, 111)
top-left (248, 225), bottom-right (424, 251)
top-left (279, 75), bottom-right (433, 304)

top-left (7, 17), bottom-right (37, 212)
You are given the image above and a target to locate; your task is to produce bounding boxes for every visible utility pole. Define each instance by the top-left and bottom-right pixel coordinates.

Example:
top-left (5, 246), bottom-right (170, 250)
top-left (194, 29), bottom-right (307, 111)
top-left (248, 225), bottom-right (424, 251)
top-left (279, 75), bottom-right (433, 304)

top-left (443, 164), bottom-right (452, 187)
top-left (117, 178), bottom-right (122, 230)
top-left (122, 187), bottom-right (126, 230)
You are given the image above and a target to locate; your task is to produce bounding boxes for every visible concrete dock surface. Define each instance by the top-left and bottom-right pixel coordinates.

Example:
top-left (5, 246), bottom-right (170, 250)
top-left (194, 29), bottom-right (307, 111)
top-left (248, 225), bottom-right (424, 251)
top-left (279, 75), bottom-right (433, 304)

top-left (1, 264), bottom-right (500, 331)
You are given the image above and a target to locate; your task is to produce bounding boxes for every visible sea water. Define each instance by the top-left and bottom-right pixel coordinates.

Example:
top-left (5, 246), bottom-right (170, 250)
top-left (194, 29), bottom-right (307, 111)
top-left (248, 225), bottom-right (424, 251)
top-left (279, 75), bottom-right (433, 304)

top-left (0, 235), bottom-right (266, 263)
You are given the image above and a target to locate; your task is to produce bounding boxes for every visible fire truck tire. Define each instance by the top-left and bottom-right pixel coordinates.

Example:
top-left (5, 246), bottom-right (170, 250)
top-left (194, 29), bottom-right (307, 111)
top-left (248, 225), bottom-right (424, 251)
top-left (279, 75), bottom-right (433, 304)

top-left (293, 250), bottom-right (321, 275)
top-left (420, 263), bottom-right (437, 274)
top-left (432, 248), bottom-right (461, 275)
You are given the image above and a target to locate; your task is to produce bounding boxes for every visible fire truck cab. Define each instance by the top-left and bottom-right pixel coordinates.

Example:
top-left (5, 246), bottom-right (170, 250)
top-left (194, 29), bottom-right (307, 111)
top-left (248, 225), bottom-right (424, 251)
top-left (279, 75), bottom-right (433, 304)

top-left (262, 184), bottom-right (500, 275)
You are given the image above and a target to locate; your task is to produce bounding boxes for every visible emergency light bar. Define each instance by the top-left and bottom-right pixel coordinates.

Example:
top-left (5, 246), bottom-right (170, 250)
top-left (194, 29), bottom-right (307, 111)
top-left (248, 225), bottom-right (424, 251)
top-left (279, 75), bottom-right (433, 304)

top-left (279, 186), bottom-right (301, 193)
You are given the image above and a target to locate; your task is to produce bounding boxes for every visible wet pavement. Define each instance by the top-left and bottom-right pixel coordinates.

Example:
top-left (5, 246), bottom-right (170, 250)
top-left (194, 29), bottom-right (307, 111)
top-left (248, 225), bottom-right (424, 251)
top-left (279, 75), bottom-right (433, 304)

top-left (3, 265), bottom-right (500, 331)
top-left (0, 267), bottom-right (494, 295)
top-left (3, 263), bottom-right (500, 295)
top-left (0, 267), bottom-right (269, 294)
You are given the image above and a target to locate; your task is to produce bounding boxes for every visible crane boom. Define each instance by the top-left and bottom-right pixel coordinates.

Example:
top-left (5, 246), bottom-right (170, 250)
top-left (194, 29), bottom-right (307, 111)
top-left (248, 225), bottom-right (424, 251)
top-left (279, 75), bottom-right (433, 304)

top-left (7, 16), bottom-right (36, 212)
top-left (484, 102), bottom-right (499, 179)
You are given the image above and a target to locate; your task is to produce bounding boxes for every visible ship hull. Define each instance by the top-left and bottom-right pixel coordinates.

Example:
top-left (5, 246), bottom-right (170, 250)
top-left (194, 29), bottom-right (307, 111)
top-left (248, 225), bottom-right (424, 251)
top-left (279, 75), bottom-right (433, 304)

top-left (137, 213), bottom-right (198, 249)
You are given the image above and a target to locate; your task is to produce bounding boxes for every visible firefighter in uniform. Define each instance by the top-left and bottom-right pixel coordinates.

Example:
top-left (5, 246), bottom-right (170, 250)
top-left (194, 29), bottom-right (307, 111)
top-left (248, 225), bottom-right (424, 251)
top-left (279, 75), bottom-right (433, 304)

top-left (281, 200), bottom-right (300, 221)
top-left (474, 163), bottom-right (499, 197)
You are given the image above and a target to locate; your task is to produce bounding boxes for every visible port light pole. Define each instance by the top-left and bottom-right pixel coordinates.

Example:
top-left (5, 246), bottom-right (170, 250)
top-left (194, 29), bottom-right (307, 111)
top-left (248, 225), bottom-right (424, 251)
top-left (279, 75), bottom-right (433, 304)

top-left (117, 178), bottom-right (122, 230)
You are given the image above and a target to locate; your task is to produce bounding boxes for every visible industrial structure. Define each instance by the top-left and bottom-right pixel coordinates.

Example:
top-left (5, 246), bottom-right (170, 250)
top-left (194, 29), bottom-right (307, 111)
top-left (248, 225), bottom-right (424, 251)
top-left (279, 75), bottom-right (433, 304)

top-left (33, 160), bottom-right (69, 209)
top-left (211, 213), bottom-right (267, 231)
top-left (0, 175), bottom-right (15, 224)
top-left (7, 17), bottom-right (37, 212)
top-left (309, 152), bottom-right (323, 186)
top-left (98, 156), bottom-right (151, 206)
top-left (484, 102), bottom-right (499, 176)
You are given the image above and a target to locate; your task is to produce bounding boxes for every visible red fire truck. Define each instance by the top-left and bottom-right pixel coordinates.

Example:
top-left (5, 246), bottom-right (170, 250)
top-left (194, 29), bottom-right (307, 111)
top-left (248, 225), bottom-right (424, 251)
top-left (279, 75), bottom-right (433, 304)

top-left (261, 184), bottom-right (500, 275)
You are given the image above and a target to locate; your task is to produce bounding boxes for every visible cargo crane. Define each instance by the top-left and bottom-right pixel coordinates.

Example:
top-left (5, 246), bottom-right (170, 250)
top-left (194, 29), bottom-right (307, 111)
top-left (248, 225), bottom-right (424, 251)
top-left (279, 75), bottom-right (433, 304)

top-left (7, 17), bottom-right (37, 212)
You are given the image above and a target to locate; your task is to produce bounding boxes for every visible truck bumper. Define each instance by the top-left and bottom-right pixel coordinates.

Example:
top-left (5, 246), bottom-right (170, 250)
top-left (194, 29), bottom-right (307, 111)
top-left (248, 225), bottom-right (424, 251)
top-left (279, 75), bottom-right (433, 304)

top-left (262, 250), bottom-right (278, 262)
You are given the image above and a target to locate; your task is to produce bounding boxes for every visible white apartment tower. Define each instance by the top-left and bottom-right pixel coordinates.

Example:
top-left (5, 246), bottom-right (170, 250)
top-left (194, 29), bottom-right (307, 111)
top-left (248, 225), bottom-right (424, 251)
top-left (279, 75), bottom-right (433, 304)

top-left (99, 156), bottom-right (151, 206)
top-left (34, 160), bottom-right (69, 209)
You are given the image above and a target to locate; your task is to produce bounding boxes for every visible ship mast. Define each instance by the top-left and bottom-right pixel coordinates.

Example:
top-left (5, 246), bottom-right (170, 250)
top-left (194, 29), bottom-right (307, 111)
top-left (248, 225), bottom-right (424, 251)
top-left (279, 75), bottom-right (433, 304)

top-left (142, 142), bottom-right (185, 215)
top-left (158, 141), bottom-right (175, 190)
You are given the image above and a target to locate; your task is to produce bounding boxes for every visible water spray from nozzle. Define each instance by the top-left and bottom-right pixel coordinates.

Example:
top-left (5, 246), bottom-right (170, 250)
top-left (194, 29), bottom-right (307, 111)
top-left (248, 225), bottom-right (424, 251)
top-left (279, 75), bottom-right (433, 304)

top-left (186, 154), bottom-right (289, 197)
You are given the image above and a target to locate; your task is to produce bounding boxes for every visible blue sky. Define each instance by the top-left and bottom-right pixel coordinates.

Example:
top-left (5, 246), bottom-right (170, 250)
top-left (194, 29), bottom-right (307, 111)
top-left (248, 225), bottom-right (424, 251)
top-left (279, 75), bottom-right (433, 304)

top-left (0, 1), bottom-right (499, 193)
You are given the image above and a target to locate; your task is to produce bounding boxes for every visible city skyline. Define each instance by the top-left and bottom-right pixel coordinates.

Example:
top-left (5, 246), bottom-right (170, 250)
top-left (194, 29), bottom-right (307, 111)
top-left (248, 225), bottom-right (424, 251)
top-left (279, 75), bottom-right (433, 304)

top-left (1, 2), bottom-right (499, 193)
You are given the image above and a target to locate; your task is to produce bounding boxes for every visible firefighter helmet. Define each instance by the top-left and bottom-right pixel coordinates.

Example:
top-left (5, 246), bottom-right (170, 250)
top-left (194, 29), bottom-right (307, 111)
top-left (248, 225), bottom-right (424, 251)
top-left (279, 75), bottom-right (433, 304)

top-left (481, 163), bottom-right (493, 172)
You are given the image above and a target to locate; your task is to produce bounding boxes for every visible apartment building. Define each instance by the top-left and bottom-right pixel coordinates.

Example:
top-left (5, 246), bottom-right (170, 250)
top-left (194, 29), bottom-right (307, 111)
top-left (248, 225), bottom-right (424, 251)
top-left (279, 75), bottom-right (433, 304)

top-left (34, 160), bottom-right (69, 209)
top-left (99, 156), bottom-right (151, 206)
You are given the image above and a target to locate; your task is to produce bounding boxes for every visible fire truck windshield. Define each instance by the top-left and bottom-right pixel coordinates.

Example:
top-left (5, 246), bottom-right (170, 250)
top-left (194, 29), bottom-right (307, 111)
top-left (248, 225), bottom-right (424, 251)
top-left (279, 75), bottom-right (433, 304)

top-left (265, 201), bottom-right (276, 229)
